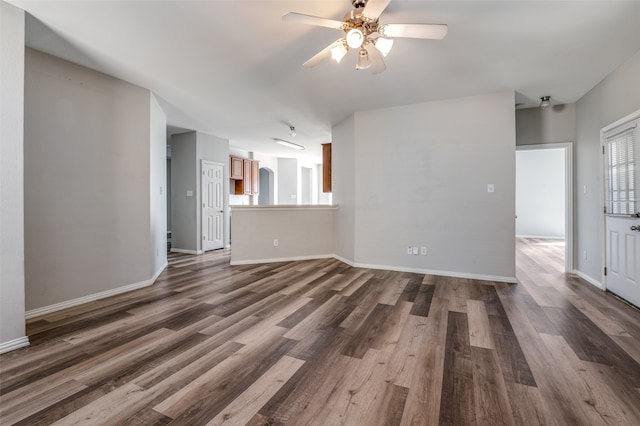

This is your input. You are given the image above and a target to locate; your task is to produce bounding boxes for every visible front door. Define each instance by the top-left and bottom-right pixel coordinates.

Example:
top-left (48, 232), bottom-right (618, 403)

top-left (202, 161), bottom-right (224, 251)
top-left (603, 112), bottom-right (639, 307)
top-left (605, 216), bottom-right (640, 307)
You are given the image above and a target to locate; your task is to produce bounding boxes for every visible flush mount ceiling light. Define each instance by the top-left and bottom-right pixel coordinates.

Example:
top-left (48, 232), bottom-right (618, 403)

top-left (540, 96), bottom-right (551, 109)
top-left (283, 0), bottom-right (448, 74)
top-left (274, 138), bottom-right (305, 150)
top-left (288, 125), bottom-right (297, 137)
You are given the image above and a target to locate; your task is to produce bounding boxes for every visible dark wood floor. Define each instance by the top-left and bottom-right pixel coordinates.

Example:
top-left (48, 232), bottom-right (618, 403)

top-left (1, 239), bottom-right (639, 425)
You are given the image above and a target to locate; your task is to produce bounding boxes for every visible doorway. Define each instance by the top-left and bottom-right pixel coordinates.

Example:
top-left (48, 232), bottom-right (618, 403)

top-left (516, 143), bottom-right (573, 272)
top-left (258, 167), bottom-right (275, 205)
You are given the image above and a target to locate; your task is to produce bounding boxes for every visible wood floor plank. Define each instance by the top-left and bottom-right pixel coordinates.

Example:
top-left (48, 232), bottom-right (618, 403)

top-left (467, 299), bottom-right (495, 349)
top-left (439, 311), bottom-right (475, 426)
top-left (471, 346), bottom-right (515, 425)
top-left (205, 355), bottom-right (305, 426)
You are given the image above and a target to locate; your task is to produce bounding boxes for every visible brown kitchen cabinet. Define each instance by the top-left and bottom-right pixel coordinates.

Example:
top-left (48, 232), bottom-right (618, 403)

top-left (231, 156), bottom-right (259, 195)
top-left (230, 156), bottom-right (244, 180)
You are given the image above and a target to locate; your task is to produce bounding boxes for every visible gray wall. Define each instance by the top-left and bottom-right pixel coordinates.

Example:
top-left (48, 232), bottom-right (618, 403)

top-left (0, 2), bottom-right (27, 349)
top-left (335, 92), bottom-right (517, 281)
top-left (150, 95), bottom-right (168, 273)
top-left (23, 48), bottom-right (165, 311)
top-left (230, 206), bottom-right (336, 263)
top-left (170, 132), bottom-right (198, 252)
top-left (575, 49), bottom-right (640, 283)
top-left (278, 158), bottom-right (298, 204)
top-left (516, 104), bottom-right (576, 146)
top-left (332, 115), bottom-right (356, 261)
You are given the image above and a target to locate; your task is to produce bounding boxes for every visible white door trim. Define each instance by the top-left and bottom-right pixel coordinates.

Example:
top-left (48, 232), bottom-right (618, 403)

top-left (516, 142), bottom-right (574, 272)
top-left (600, 109), bottom-right (640, 292)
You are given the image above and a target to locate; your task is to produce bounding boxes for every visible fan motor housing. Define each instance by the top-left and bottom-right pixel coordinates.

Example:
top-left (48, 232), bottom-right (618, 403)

top-left (352, 0), bottom-right (367, 8)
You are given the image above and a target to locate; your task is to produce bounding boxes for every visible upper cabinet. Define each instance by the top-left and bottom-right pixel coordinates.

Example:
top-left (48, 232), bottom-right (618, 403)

top-left (230, 156), bottom-right (259, 195)
top-left (230, 156), bottom-right (244, 180)
top-left (322, 143), bottom-right (332, 193)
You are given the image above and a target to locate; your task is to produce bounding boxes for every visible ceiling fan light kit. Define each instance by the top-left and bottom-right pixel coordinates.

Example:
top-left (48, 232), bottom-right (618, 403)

top-left (330, 41), bottom-right (349, 63)
top-left (374, 37), bottom-right (393, 57)
top-left (283, 0), bottom-right (448, 74)
top-left (356, 48), bottom-right (372, 70)
top-left (346, 28), bottom-right (365, 48)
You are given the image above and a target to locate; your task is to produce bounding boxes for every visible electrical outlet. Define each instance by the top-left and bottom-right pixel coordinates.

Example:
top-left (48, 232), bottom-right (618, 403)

top-left (487, 184), bottom-right (494, 193)
top-left (421, 246), bottom-right (427, 255)
top-left (407, 246), bottom-right (413, 255)
top-left (412, 246), bottom-right (419, 255)
top-left (274, 239), bottom-right (279, 247)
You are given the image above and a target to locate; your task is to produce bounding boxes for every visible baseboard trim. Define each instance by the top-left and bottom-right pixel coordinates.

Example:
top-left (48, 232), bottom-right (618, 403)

top-left (0, 336), bottom-right (30, 354)
top-left (345, 260), bottom-right (518, 283)
top-left (170, 248), bottom-right (203, 255)
top-left (516, 234), bottom-right (565, 240)
top-left (25, 262), bottom-right (168, 320)
top-left (571, 269), bottom-right (604, 290)
top-left (230, 254), bottom-right (334, 266)
top-left (235, 253), bottom-right (517, 283)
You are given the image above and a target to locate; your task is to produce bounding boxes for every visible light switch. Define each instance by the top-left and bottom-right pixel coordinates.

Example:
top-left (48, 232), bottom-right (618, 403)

top-left (487, 184), bottom-right (494, 193)
top-left (186, 190), bottom-right (193, 197)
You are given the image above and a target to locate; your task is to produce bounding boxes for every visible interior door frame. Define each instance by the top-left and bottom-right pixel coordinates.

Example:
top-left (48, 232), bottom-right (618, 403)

top-left (516, 142), bottom-right (574, 272)
top-left (600, 109), bottom-right (640, 291)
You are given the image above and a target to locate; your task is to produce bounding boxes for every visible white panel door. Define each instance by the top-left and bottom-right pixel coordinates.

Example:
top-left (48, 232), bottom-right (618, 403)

top-left (606, 216), bottom-right (640, 307)
top-left (202, 161), bottom-right (224, 251)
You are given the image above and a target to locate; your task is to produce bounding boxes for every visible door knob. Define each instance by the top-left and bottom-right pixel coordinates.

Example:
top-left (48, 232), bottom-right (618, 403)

top-left (631, 226), bottom-right (640, 231)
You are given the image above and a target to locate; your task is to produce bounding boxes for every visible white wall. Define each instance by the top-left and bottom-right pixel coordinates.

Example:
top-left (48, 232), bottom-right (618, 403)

top-left (150, 94), bottom-right (168, 274)
top-left (516, 149), bottom-right (565, 238)
top-left (278, 158), bottom-right (298, 204)
top-left (335, 92), bottom-right (517, 281)
top-left (23, 48), bottom-right (163, 311)
top-left (0, 1), bottom-right (27, 351)
top-left (575, 49), bottom-right (640, 283)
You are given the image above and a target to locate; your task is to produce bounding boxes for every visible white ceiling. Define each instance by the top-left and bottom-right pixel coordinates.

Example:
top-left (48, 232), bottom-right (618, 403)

top-left (9, 0), bottom-right (640, 162)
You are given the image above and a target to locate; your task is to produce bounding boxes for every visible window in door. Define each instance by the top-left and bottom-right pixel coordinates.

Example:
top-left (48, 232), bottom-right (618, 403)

top-left (604, 120), bottom-right (638, 215)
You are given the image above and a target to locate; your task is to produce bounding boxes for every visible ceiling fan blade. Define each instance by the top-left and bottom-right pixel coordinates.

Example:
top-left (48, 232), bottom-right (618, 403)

top-left (282, 12), bottom-right (344, 30)
top-left (362, 0), bottom-right (391, 20)
top-left (381, 23), bottom-right (448, 40)
top-left (365, 43), bottom-right (386, 74)
top-left (303, 39), bottom-right (344, 68)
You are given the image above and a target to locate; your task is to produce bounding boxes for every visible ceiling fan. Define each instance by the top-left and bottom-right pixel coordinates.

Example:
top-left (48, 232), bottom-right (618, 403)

top-left (283, 0), bottom-right (448, 74)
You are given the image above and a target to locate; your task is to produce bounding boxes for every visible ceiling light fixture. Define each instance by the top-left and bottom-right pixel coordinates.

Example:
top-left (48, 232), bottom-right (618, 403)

top-left (275, 138), bottom-right (305, 150)
top-left (356, 48), bottom-right (371, 70)
top-left (288, 126), bottom-right (296, 137)
top-left (346, 28), bottom-right (365, 49)
top-left (374, 37), bottom-right (393, 57)
top-left (330, 41), bottom-right (349, 63)
top-left (539, 96), bottom-right (551, 109)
